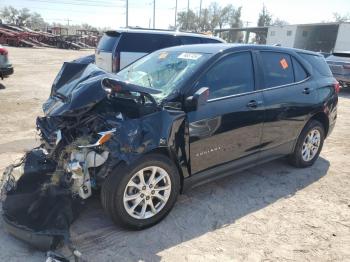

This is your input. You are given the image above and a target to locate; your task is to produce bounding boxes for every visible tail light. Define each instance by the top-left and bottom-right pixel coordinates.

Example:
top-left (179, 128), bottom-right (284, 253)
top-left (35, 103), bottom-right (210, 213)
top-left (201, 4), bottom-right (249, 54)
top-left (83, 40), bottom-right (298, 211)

top-left (343, 64), bottom-right (350, 70)
top-left (0, 47), bottom-right (8, 56)
top-left (334, 82), bottom-right (340, 93)
top-left (112, 53), bottom-right (120, 73)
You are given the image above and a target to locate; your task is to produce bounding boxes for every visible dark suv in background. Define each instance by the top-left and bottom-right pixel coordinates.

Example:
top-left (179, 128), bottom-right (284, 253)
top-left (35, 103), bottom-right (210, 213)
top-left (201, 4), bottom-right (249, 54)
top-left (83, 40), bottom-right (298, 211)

top-left (95, 28), bottom-right (224, 73)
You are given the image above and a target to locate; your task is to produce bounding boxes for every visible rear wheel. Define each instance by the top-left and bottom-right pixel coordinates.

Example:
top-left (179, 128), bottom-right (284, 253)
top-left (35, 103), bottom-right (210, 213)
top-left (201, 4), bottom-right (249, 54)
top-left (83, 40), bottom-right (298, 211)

top-left (101, 154), bottom-right (180, 229)
top-left (289, 120), bottom-right (325, 168)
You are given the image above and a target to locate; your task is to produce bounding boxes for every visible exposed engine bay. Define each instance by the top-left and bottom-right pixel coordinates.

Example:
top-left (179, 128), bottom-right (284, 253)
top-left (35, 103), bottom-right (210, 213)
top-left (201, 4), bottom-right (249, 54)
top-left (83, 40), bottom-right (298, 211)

top-left (0, 60), bottom-right (187, 260)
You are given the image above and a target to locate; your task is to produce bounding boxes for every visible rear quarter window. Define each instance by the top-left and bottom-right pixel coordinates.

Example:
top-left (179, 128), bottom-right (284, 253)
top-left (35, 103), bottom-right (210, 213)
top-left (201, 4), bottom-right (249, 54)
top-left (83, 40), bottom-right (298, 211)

top-left (292, 57), bottom-right (308, 82)
top-left (97, 32), bottom-right (120, 51)
top-left (119, 33), bottom-right (176, 53)
top-left (299, 53), bottom-right (332, 77)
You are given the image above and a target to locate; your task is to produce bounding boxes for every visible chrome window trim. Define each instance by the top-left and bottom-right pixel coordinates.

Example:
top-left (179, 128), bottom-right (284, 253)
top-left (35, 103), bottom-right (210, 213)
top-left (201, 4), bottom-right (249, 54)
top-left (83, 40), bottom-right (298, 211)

top-left (259, 76), bottom-right (311, 92)
top-left (207, 89), bottom-right (260, 102)
top-left (207, 76), bottom-right (311, 103)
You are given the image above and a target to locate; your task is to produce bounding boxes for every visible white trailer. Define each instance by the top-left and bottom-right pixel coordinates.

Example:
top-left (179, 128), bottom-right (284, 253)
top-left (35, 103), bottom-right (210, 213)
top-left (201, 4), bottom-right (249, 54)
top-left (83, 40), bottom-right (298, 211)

top-left (267, 22), bottom-right (350, 53)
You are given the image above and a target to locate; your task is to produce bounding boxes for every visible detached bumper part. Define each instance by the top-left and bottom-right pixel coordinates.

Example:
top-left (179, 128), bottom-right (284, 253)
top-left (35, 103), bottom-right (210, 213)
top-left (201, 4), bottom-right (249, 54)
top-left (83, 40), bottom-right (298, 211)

top-left (2, 215), bottom-right (60, 251)
top-left (0, 149), bottom-right (82, 254)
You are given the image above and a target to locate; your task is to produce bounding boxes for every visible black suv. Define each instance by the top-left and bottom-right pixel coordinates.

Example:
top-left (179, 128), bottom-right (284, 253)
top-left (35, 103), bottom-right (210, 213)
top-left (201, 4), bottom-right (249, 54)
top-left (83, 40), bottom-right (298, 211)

top-left (1, 44), bottom-right (338, 251)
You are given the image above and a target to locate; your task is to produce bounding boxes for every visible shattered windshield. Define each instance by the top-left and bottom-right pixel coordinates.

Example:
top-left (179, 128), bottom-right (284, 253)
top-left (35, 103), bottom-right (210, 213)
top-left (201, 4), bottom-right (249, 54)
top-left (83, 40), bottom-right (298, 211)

top-left (117, 50), bottom-right (211, 101)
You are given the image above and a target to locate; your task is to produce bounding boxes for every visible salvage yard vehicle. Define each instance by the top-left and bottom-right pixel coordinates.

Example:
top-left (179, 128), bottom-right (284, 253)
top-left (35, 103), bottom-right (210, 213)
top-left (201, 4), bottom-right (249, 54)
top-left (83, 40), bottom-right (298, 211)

top-left (326, 51), bottom-right (350, 88)
top-left (0, 44), bottom-right (338, 256)
top-left (0, 45), bottom-right (14, 79)
top-left (95, 28), bottom-right (224, 73)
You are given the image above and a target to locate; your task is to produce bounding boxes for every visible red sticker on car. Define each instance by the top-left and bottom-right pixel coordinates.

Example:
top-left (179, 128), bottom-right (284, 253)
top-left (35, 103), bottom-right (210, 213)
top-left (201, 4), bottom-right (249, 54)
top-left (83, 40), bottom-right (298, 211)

top-left (280, 58), bottom-right (289, 69)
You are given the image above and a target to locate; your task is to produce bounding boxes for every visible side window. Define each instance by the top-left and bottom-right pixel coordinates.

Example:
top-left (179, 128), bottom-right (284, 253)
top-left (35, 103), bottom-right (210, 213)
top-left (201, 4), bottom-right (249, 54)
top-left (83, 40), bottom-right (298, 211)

top-left (292, 57), bottom-right (308, 82)
top-left (197, 52), bottom-right (255, 99)
top-left (180, 36), bottom-right (201, 45)
top-left (260, 52), bottom-right (294, 88)
top-left (119, 33), bottom-right (176, 53)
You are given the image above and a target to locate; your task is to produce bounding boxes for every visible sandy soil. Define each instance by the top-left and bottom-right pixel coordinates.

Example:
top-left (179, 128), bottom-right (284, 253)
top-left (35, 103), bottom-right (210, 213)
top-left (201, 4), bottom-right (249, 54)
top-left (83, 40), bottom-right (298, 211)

top-left (0, 47), bottom-right (349, 262)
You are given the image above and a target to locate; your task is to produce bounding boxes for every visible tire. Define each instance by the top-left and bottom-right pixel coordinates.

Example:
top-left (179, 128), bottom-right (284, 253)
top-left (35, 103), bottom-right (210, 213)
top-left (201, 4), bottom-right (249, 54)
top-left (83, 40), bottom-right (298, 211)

top-left (289, 120), bottom-right (325, 168)
top-left (101, 154), bottom-right (180, 229)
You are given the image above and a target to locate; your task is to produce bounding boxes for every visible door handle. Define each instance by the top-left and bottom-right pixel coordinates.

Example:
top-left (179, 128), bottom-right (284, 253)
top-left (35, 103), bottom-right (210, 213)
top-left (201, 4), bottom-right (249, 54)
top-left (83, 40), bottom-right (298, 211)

top-left (302, 87), bottom-right (313, 94)
top-left (246, 100), bottom-right (262, 109)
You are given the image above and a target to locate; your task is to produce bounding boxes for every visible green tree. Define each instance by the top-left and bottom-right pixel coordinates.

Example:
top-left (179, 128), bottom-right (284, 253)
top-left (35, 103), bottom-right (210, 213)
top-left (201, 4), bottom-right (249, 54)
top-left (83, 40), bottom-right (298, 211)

top-left (17, 8), bottom-right (31, 26)
top-left (333, 12), bottom-right (350, 22)
top-left (177, 9), bottom-right (198, 31)
top-left (28, 12), bottom-right (47, 30)
top-left (256, 4), bottom-right (272, 44)
top-left (0, 6), bottom-right (19, 24)
top-left (272, 18), bottom-right (289, 26)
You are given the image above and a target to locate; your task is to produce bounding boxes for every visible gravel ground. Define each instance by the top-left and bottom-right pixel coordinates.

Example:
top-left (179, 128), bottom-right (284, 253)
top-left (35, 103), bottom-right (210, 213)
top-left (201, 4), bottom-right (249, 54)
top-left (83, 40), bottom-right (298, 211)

top-left (0, 47), bottom-right (349, 262)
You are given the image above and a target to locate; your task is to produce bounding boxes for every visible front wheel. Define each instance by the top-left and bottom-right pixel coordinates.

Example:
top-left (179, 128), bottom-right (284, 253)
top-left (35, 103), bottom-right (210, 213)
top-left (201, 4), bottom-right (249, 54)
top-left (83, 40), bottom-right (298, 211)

top-left (289, 120), bottom-right (325, 168)
top-left (101, 154), bottom-right (180, 229)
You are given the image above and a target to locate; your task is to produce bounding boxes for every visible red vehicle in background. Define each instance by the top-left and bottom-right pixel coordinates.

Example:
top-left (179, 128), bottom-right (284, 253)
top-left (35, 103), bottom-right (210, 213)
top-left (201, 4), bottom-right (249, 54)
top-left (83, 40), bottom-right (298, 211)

top-left (0, 45), bottom-right (14, 80)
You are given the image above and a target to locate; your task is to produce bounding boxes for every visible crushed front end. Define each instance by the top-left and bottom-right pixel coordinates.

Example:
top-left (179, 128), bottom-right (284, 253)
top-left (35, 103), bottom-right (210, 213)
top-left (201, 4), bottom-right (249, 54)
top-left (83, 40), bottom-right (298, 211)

top-left (0, 60), bottom-right (187, 258)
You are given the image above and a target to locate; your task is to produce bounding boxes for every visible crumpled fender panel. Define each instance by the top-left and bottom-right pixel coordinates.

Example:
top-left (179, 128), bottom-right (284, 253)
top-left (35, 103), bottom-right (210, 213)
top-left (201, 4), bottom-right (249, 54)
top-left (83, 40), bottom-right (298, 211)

top-left (104, 109), bottom-right (190, 178)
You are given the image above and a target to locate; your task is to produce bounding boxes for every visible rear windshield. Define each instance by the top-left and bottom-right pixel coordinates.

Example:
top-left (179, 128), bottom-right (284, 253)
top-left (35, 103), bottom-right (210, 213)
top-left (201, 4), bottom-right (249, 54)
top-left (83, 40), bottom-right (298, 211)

top-left (299, 53), bottom-right (332, 77)
top-left (118, 33), bottom-right (177, 53)
top-left (97, 32), bottom-right (120, 52)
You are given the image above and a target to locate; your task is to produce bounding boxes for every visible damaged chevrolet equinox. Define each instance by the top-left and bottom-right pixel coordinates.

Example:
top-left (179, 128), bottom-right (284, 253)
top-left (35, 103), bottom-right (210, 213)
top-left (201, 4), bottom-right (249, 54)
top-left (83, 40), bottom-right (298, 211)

top-left (0, 44), bottom-right (338, 252)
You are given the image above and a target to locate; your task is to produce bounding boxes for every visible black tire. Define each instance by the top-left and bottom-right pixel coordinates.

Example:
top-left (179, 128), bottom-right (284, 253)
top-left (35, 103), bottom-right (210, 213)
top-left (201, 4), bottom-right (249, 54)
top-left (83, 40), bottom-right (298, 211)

top-left (101, 154), bottom-right (180, 230)
top-left (289, 120), bottom-right (325, 168)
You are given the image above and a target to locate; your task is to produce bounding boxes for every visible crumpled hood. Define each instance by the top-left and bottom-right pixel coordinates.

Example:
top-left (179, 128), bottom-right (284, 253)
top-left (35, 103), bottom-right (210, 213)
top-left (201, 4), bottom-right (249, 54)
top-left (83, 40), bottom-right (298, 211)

top-left (43, 62), bottom-right (162, 117)
top-left (43, 62), bottom-right (109, 117)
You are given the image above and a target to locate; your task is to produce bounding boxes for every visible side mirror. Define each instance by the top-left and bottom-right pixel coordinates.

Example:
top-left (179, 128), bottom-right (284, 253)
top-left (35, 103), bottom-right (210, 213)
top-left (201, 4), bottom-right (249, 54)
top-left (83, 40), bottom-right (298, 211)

top-left (185, 87), bottom-right (209, 111)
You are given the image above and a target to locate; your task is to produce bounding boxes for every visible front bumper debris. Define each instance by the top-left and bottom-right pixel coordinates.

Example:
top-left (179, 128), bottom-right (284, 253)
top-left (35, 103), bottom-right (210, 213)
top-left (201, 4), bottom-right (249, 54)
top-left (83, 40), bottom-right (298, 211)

top-left (2, 215), bottom-right (59, 251)
top-left (0, 149), bottom-right (83, 258)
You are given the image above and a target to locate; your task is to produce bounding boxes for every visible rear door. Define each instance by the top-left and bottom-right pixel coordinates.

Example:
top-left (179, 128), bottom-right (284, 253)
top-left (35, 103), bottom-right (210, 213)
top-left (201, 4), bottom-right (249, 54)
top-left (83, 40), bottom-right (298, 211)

top-left (257, 51), bottom-right (317, 159)
top-left (95, 31), bottom-right (121, 72)
top-left (187, 51), bottom-right (265, 174)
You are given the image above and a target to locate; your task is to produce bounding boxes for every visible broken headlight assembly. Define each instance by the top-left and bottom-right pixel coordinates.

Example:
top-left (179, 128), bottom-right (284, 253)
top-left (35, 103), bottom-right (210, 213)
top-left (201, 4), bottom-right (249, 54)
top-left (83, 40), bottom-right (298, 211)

top-left (65, 128), bottom-right (116, 199)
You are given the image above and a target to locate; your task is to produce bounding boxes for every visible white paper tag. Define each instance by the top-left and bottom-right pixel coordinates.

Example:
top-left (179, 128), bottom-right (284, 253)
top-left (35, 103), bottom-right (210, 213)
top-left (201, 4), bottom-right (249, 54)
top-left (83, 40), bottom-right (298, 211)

top-left (178, 53), bottom-right (202, 60)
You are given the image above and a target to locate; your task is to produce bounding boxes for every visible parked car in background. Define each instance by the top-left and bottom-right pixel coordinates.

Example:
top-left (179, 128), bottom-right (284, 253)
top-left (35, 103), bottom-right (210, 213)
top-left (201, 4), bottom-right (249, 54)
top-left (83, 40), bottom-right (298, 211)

top-left (95, 28), bottom-right (225, 73)
top-left (326, 51), bottom-right (350, 87)
top-left (0, 45), bottom-right (13, 79)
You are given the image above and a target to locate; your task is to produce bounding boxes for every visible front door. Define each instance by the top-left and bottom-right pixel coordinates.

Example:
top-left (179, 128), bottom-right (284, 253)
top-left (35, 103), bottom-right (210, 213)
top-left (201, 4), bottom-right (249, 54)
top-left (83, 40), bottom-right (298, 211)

top-left (187, 51), bottom-right (265, 174)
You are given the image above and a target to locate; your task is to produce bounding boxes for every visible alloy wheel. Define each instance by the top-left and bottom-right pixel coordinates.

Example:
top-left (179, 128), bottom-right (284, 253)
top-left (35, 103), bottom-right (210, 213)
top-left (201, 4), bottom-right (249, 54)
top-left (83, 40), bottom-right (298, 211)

top-left (302, 129), bottom-right (321, 162)
top-left (123, 166), bottom-right (172, 219)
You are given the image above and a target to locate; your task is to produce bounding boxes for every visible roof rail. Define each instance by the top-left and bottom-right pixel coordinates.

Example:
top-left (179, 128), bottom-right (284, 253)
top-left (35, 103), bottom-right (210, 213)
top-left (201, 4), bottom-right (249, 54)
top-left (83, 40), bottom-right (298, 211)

top-left (123, 26), bottom-right (208, 36)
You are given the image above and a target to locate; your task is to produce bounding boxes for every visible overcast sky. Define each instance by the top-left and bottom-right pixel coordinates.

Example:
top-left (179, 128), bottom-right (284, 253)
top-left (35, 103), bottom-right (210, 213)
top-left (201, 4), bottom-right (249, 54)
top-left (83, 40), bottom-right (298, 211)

top-left (3, 0), bottom-right (350, 29)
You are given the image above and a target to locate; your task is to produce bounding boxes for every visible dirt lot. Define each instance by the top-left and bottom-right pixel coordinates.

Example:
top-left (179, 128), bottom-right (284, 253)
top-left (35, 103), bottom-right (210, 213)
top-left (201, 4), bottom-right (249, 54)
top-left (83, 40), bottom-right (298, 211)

top-left (0, 47), bottom-right (349, 262)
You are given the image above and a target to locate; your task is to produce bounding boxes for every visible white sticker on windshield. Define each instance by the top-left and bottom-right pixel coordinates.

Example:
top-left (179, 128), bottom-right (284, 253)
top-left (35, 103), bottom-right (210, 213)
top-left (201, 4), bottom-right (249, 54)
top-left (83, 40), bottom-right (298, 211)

top-left (178, 53), bottom-right (202, 60)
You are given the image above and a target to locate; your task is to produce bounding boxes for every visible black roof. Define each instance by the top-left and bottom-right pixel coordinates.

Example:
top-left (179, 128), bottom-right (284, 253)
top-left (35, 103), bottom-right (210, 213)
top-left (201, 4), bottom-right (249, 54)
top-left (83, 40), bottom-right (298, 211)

top-left (105, 28), bottom-right (224, 42)
top-left (160, 43), bottom-right (322, 56)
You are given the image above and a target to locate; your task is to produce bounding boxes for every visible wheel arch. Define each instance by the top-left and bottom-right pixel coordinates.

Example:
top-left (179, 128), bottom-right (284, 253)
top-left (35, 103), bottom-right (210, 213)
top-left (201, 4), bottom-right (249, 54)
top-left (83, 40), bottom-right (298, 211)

top-left (145, 147), bottom-right (186, 191)
top-left (309, 111), bottom-right (330, 137)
